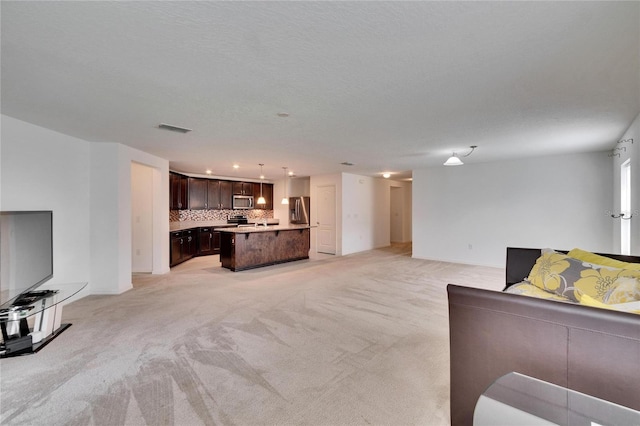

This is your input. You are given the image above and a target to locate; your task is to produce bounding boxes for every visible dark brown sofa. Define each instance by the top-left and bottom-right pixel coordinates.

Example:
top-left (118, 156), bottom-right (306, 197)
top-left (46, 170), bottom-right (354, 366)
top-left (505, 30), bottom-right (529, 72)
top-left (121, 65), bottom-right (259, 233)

top-left (448, 247), bottom-right (640, 425)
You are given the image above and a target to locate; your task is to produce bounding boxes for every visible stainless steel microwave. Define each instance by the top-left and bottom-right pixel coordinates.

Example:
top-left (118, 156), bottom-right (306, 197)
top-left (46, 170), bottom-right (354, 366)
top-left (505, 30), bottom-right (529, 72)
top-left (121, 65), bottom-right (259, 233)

top-left (232, 195), bottom-right (254, 209)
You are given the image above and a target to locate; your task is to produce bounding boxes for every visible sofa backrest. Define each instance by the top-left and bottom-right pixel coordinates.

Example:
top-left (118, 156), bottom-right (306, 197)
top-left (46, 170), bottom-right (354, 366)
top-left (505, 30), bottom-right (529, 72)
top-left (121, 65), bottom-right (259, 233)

top-left (448, 283), bottom-right (640, 426)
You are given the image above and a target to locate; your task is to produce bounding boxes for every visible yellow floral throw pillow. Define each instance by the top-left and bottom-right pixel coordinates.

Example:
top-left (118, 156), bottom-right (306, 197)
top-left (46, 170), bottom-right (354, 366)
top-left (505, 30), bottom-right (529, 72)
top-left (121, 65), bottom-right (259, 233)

top-left (526, 249), bottom-right (640, 303)
top-left (568, 248), bottom-right (640, 271)
top-left (526, 250), bottom-right (573, 297)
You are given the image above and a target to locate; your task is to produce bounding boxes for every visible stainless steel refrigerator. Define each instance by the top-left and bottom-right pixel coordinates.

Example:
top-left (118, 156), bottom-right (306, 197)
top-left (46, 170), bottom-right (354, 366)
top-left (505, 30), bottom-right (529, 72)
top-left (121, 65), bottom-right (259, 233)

top-left (289, 196), bottom-right (310, 224)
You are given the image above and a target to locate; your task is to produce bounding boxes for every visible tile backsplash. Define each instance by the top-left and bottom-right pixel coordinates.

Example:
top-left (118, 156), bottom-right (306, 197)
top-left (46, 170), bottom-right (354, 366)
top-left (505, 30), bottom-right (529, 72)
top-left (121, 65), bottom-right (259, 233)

top-left (170, 209), bottom-right (273, 222)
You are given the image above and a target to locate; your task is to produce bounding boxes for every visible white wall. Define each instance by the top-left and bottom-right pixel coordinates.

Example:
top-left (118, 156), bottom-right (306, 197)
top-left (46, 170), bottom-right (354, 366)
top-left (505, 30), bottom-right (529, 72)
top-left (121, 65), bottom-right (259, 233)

top-left (88, 143), bottom-right (122, 293)
top-left (90, 143), bottom-right (169, 294)
top-left (273, 177), bottom-right (289, 225)
top-left (412, 151), bottom-right (613, 267)
top-left (1, 115), bottom-right (91, 294)
top-left (289, 177), bottom-right (310, 197)
top-left (612, 112), bottom-right (640, 255)
top-left (309, 173), bottom-right (412, 256)
top-left (1, 115), bottom-right (169, 297)
top-left (131, 162), bottom-right (154, 273)
top-left (340, 174), bottom-right (412, 255)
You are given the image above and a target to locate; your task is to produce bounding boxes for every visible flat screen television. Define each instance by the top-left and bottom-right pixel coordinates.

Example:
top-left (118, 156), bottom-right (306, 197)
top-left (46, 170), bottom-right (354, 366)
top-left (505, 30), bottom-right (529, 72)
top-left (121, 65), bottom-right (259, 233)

top-left (0, 211), bottom-right (53, 309)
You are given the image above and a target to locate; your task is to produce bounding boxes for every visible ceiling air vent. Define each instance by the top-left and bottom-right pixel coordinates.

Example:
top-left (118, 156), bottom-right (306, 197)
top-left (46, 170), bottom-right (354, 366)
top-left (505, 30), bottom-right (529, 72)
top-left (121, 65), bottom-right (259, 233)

top-left (158, 123), bottom-right (192, 133)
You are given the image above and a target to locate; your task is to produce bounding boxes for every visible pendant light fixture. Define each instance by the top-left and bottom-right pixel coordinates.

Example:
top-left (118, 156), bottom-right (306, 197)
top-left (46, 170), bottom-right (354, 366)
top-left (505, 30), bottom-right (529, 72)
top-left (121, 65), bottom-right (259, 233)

top-left (444, 145), bottom-right (477, 166)
top-left (257, 164), bottom-right (266, 205)
top-left (281, 167), bottom-right (289, 205)
top-left (443, 153), bottom-right (463, 166)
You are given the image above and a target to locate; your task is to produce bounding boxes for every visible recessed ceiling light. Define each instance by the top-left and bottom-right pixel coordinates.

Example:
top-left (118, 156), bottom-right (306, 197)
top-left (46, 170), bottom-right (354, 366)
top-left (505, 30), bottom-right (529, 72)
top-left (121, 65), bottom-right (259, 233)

top-left (158, 123), bottom-right (192, 133)
top-left (206, 169), bottom-right (212, 174)
top-left (288, 170), bottom-right (294, 176)
top-left (277, 112), bottom-right (290, 118)
top-left (382, 173), bottom-right (391, 179)
top-left (233, 164), bottom-right (239, 169)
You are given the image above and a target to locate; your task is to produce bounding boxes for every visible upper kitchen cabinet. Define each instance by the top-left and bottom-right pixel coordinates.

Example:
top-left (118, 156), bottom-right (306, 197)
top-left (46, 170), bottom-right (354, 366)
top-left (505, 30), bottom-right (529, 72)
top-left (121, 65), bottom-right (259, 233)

top-left (219, 181), bottom-right (233, 209)
top-left (253, 182), bottom-right (274, 210)
top-left (207, 180), bottom-right (221, 210)
top-left (207, 179), bottom-right (233, 210)
top-left (264, 183), bottom-right (274, 210)
top-left (187, 178), bottom-right (234, 210)
top-left (188, 177), bottom-right (208, 209)
top-left (170, 172), bottom-right (188, 210)
top-left (174, 177), bottom-right (269, 211)
top-left (232, 182), bottom-right (253, 196)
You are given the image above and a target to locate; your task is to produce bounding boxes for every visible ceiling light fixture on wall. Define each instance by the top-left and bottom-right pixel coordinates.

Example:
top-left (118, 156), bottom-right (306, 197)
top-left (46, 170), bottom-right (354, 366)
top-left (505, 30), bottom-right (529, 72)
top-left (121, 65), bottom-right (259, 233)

top-left (257, 164), bottom-right (266, 205)
top-left (444, 145), bottom-right (477, 166)
top-left (281, 167), bottom-right (289, 205)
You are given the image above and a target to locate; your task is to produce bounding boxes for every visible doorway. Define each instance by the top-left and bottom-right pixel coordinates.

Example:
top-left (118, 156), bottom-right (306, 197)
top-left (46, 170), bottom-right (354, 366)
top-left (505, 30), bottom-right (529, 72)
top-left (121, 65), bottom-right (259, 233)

top-left (390, 186), bottom-right (404, 243)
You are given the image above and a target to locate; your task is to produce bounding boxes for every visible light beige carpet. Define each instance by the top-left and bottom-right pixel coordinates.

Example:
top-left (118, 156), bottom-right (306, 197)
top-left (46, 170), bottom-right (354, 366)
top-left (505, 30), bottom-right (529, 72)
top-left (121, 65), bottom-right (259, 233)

top-left (0, 244), bottom-right (503, 425)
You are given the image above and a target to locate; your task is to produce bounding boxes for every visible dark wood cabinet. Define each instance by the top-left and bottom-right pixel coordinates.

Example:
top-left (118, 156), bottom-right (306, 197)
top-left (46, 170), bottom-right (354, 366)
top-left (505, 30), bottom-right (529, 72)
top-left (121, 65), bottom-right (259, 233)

top-left (171, 227), bottom-right (225, 267)
top-left (170, 231), bottom-right (183, 266)
top-left (253, 183), bottom-right (274, 210)
top-left (219, 181), bottom-right (233, 209)
top-left (170, 172), bottom-right (188, 210)
top-left (213, 231), bottom-right (221, 254)
top-left (170, 229), bottom-right (196, 266)
top-left (207, 181), bottom-right (221, 210)
top-left (207, 180), bottom-right (233, 210)
top-left (219, 232), bottom-right (234, 269)
top-left (183, 229), bottom-right (197, 258)
top-left (232, 182), bottom-right (253, 196)
top-left (198, 227), bottom-right (214, 255)
top-left (198, 228), bottom-right (222, 255)
top-left (188, 178), bottom-right (208, 210)
top-left (185, 179), bottom-right (235, 210)
top-left (178, 177), bottom-right (274, 211)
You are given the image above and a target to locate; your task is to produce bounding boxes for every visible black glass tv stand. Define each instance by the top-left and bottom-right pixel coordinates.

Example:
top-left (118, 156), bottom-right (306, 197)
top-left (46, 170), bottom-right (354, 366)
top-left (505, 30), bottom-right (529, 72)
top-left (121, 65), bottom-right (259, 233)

top-left (0, 282), bottom-right (87, 358)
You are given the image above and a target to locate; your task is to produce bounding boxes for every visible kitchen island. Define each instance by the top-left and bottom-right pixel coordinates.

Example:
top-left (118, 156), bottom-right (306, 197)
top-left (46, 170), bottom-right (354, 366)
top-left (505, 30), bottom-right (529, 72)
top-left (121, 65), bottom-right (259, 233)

top-left (219, 225), bottom-right (311, 271)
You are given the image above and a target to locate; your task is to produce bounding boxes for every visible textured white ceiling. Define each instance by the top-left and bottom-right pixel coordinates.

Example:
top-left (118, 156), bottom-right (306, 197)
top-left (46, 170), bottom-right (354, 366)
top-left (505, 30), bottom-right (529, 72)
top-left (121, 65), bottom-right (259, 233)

top-left (2, 1), bottom-right (639, 181)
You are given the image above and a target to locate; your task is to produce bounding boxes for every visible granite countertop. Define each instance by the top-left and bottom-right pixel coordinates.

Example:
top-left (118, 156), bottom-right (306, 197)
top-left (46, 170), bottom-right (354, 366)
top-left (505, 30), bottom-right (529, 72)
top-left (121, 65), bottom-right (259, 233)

top-left (217, 224), bottom-right (314, 234)
top-left (170, 219), bottom-right (279, 231)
